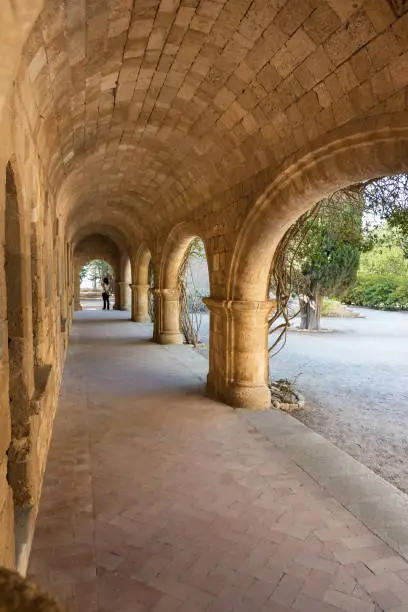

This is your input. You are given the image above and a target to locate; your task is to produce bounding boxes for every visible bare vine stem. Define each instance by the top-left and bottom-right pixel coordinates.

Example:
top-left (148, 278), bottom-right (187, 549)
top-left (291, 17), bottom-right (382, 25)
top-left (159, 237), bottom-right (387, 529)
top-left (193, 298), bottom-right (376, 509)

top-left (178, 239), bottom-right (205, 346)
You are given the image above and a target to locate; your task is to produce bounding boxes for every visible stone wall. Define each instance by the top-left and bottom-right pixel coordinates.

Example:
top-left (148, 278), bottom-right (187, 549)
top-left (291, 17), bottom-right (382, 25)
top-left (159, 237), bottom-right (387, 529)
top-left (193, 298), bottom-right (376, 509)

top-left (0, 78), bottom-right (68, 573)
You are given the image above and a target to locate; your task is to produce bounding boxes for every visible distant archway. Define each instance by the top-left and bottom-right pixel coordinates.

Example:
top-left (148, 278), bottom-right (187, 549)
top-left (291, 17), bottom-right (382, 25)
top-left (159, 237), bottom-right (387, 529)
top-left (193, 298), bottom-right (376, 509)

top-left (73, 233), bottom-right (121, 311)
top-left (79, 259), bottom-right (115, 310)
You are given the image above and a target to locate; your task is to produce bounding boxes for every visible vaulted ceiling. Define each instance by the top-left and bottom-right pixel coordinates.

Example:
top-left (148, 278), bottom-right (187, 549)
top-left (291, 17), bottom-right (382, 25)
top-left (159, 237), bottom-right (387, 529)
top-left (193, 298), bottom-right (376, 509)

top-left (16, 0), bottom-right (408, 237)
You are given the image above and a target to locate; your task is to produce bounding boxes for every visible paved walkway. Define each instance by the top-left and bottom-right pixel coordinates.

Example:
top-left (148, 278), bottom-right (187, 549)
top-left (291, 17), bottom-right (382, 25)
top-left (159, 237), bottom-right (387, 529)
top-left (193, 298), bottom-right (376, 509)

top-left (28, 311), bottom-right (408, 612)
top-left (199, 309), bottom-right (408, 494)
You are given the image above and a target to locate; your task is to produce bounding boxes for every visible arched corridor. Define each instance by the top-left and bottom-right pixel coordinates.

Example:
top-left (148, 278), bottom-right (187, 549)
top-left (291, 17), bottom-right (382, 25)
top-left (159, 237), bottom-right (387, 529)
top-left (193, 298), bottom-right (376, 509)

top-left (26, 311), bottom-right (408, 612)
top-left (3, 0), bottom-right (408, 606)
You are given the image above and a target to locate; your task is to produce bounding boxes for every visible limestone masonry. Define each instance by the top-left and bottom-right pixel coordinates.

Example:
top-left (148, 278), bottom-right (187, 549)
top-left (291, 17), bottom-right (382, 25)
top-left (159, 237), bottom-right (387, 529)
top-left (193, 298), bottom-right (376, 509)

top-left (1, 0), bottom-right (408, 600)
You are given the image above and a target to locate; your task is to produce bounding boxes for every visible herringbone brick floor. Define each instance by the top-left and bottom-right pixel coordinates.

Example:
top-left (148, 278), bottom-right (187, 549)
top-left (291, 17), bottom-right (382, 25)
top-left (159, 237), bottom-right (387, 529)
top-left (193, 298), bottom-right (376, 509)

top-left (28, 312), bottom-right (408, 611)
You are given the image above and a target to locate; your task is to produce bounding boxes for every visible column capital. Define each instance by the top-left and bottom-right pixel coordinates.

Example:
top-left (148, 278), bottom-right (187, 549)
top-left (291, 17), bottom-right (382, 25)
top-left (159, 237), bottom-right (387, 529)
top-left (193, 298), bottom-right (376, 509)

top-left (203, 297), bottom-right (275, 315)
top-left (130, 284), bottom-right (150, 291)
top-left (153, 288), bottom-right (179, 299)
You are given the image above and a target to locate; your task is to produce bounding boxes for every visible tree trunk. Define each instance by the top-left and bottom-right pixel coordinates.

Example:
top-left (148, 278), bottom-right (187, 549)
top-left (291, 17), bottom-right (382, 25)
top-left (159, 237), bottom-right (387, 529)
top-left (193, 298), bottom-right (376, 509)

top-left (299, 289), bottom-right (323, 330)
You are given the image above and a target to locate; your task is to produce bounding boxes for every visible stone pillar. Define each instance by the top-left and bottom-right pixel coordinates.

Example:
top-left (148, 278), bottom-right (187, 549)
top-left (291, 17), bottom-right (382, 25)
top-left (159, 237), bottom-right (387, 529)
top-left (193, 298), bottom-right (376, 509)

top-left (130, 284), bottom-right (150, 322)
top-left (116, 281), bottom-right (131, 311)
top-left (68, 247), bottom-right (74, 323)
top-left (152, 289), bottom-right (160, 343)
top-left (117, 281), bottom-right (125, 310)
top-left (203, 298), bottom-right (274, 410)
top-left (154, 288), bottom-right (183, 345)
top-left (73, 272), bottom-right (81, 311)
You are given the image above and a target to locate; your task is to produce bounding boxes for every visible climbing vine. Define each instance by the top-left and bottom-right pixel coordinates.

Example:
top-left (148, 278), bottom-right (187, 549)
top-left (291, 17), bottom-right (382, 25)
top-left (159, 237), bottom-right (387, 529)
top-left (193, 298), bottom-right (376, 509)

top-left (178, 238), bottom-right (207, 346)
top-left (148, 260), bottom-right (155, 323)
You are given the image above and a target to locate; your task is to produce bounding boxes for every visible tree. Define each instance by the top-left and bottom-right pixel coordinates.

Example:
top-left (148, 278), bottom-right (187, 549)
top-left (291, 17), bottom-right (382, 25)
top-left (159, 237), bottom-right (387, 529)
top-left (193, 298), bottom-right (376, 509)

top-left (270, 174), bottom-right (408, 354)
top-left (79, 266), bottom-right (88, 282)
top-left (363, 174), bottom-right (408, 236)
top-left (80, 260), bottom-right (113, 289)
top-left (289, 197), bottom-right (363, 330)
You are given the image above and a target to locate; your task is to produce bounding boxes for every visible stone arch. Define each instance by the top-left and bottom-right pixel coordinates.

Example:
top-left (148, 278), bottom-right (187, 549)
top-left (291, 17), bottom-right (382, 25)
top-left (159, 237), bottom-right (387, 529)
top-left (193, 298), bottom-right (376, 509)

top-left (75, 253), bottom-right (118, 277)
top-left (64, 203), bottom-right (141, 249)
top-left (229, 113), bottom-right (408, 302)
top-left (74, 255), bottom-right (117, 312)
top-left (133, 244), bottom-right (152, 286)
top-left (130, 244), bottom-right (153, 323)
top-left (158, 223), bottom-right (205, 290)
top-left (155, 223), bottom-right (209, 345)
top-left (213, 113), bottom-right (408, 410)
top-left (73, 234), bottom-right (121, 311)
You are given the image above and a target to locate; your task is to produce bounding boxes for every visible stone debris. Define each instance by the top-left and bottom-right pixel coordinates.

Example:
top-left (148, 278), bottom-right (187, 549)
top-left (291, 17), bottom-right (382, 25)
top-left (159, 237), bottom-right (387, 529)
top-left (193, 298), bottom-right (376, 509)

top-left (269, 379), bottom-right (305, 412)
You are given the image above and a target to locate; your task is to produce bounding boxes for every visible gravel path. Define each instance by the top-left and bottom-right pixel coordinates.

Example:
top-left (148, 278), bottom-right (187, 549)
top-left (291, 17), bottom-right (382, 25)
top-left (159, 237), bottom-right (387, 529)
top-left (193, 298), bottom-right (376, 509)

top-left (198, 309), bottom-right (408, 494)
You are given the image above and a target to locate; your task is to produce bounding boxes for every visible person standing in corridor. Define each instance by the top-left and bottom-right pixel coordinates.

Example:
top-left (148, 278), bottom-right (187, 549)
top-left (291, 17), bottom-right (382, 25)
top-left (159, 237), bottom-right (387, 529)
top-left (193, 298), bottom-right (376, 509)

top-left (101, 277), bottom-right (111, 310)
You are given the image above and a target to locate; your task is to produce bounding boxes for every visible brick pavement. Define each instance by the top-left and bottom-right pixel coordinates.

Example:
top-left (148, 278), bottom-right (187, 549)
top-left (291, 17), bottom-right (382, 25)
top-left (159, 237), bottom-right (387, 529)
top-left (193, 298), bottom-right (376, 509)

top-left (28, 311), bottom-right (408, 611)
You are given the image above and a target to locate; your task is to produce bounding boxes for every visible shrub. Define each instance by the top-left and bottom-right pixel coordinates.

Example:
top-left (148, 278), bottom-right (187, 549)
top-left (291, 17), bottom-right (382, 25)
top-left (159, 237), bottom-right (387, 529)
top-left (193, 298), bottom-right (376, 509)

top-left (344, 275), bottom-right (408, 310)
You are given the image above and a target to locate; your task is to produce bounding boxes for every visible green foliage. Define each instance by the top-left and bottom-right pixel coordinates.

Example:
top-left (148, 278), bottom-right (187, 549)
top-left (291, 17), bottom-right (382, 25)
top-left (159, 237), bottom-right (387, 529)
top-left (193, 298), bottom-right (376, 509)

top-left (321, 298), bottom-right (340, 316)
top-left (344, 275), bottom-right (408, 310)
top-left (292, 197), bottom-right (363, 300)
top-left (188, 237), bottom-right (207, 261)
top-left (337, 221), bottom-right (408, 310)
top-left (363, 174), bottom-right (408, 236)
top-left (271, 175), bottom-right (408, 347)
top-left (358, 224), bottom-right (408, 277)
top-left (360, 244), bottom-right (408, 277)
top-left (80, 259), bottom-right (113, 287)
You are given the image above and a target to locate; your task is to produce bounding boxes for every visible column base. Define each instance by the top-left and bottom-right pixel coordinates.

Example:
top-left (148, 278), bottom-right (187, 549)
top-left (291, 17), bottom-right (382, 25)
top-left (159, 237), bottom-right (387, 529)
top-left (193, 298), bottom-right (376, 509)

top-left (158, 332), bottom-right (183, 345)
top-left (227, 383), bottom-right (271, 410)
top-left (207, 375), bottom-right (271, 410)
top-left (132, 314), bottom-right (151, 323)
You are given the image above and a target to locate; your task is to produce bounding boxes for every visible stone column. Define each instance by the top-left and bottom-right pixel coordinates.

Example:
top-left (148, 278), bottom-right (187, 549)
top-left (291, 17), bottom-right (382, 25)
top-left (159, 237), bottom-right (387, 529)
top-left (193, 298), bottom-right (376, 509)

top-left (116, 281), bottom-right (131, 311)
top-left (154, 288), bottom-right (183, 345)
top-left (112, 280), bottom-right (120, 310)
top-left (130, 284), bottom-right (150, 322)
top-left (68, 246), bottom-right (74, 323)
top-left (203, 298), bottom-right (274, 410)
top-left (74, 271), bottom-right (81, 311)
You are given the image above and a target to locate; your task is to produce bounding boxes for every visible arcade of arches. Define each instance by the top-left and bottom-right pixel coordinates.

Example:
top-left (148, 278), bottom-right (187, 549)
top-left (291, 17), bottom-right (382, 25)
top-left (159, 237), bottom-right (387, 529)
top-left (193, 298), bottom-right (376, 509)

top-left (2, 0), bottom-right (408, 606)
